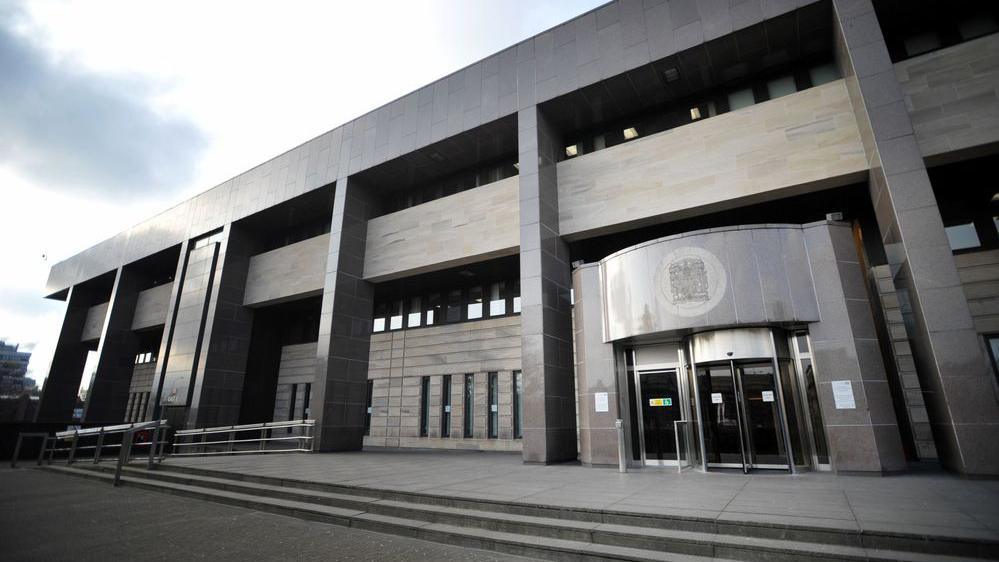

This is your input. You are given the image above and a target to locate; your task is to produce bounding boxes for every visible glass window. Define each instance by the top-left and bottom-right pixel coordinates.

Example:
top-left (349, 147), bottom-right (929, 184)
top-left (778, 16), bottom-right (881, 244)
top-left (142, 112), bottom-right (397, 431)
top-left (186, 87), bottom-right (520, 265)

top-left (489, 282), bottom-right (506, 316)
top-left (767, 75), bottom-right (797, 100)
top-left (488, 372), bottom-right (498, 439)
top-left (463, 374), bottom-right (474, 438)
top-left (441, 375), bottom-right (451, 438)
top-left (365, 381), bottom-right (373, 436)
top-left (987, 336), bottom-right (999, 384)
top-left (809, 63), bottom-right (840, 87)
top-left (904, 32), bottom-right (942, 57)
top-left (467, 286), bottom-right (483, 320)
top-left (389, 299), bottom-right (404, 330)
top-left (728, 88), bottom-right (755, 111)
top-left (945, 222), bottom-right (981, 251)
top-left (373, 302), bottom-right (388, 333)
top-left (512, 370), bottom-right (523, 439)
top-left (446, 289), bottom-right (463, 323)
top-left (407, 296), bottom-right (422, 328)
top-left (425, 293), bottom-right (441, 326)
top-left (959, 15), bottom-right (999, 41)
top-left (420, 376), bottom-right (430, 437)
top-left (511, 280), bottom-right (521, 314)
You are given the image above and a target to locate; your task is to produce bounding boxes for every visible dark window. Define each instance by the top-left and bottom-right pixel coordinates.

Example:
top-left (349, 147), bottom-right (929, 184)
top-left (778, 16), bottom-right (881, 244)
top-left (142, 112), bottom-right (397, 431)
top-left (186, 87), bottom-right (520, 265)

top-left (425, 293), bottom-right (442, 326)
top-left (489, 282), bottom-right (507, 316)
top-left (446, 289), bottom-right (463, 323)
top-left (441, 375), bottom-right (452, 438)
top-left (874, 1), bottom-right (999, 62)
top-left (364, 380), bottom-right (373, 436)
top-left (420, 376), bottom-right (430, 437)
top-left (407, 296), bottom-right (422, 328)
top-left (463, 373), bottom-right (474, 438)
top-left (929, 155), bottom-right (999, 253)
top-left (467, 286), bottom-right (484, 320)
top-left (986, 335), bottom-right (999, 386)
top-left (373, 302), bottom-right (388, 333)
top-left (301, 383), bottom-right (311, 420)
top-left (512, 370), bottom-right (523, 439)
top-left (389, 299), bottom-right (404, 330)
top-left (487, 372), bottom-right (498, 439)
top-left (288, 384), bottom-right (298, 421)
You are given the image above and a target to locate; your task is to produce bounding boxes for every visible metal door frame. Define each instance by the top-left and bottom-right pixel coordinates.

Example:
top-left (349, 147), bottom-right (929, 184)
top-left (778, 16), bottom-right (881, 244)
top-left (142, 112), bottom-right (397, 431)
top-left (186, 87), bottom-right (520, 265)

top-left (629, 348), bottom-right (690, 468)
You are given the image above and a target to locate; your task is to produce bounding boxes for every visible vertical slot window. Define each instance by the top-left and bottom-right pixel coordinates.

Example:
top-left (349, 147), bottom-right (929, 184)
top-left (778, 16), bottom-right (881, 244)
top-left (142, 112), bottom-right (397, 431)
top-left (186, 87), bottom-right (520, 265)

top-left (389, 299), bottom-right (404, 330)
top-left (407, 296), bottom-right (422, 328)
top-left (420, 376), bottom-right (430, 437)
top-left (512, 370), bottom-right (523, 439)
top-left (467, 286), bottom-right (484, 320)
top-left (488, 372), bottom-right (498, 439)
top-left (446, 289), bottom-right (463, 323)
top-left (463, 373), bottom-right (474, 438)
top-left (372, 302), bottom-right (387, 333)
top-left (425, 293), bottom-right (441, 326)
top-left (489, 281), bottom-right (507, 316)
top-left (364, 380), bottom-right (373, 436)
top-left (511, 280), bottom-right (521, 314)
top-left (441, 375), bottom-right (452, 438)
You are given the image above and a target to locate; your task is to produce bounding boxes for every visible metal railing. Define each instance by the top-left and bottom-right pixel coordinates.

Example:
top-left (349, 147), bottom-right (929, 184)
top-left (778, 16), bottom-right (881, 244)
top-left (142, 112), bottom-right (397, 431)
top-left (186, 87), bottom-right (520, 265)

top-left (12, 420), bottom-right (169, 486)
top-left (171, 419), bottom-right (314, 457)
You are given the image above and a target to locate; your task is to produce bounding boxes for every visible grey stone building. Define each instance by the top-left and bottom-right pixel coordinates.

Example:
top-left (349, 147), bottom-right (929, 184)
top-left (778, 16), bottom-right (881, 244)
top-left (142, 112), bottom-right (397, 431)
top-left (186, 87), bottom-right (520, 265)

top-left (35, 0), bottom-right (999, 476)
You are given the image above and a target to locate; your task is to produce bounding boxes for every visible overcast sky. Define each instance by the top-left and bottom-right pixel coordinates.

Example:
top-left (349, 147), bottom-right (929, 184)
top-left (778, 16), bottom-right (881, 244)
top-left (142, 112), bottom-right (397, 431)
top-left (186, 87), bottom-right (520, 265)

top-left (0, 0), bottom-right (605, 388)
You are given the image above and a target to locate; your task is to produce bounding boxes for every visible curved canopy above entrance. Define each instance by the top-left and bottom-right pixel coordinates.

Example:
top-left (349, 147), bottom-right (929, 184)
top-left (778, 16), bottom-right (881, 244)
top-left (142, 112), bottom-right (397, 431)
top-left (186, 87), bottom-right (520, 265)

top-left (598, 223), bottom-right (830, 342)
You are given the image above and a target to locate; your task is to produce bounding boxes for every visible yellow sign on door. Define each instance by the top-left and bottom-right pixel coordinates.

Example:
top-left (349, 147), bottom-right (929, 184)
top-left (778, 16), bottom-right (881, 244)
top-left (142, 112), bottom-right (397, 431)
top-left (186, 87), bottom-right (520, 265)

top-left (648, 398), bottom-right (672, 407)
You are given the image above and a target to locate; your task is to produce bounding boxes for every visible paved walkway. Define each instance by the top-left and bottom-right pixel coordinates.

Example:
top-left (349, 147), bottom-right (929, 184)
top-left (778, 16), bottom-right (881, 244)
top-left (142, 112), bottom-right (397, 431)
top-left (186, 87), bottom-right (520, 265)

top-left (165, 450), bottom-right (999, 542)
top-left (0, 468), bottom-right (534, 561)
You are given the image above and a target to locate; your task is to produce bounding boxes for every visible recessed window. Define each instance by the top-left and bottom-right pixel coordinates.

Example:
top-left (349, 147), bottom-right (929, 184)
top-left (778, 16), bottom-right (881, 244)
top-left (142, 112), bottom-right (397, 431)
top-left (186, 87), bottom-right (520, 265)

top-left (565, 144), bottom-right (578, 157)
top-left (728, 88), bottom-right (755, 111)
top-left (467, 286), bottom-right (483, 320)
top-left (986, 335), bottom-right (999, 384)
top-left (959, 15), bottom-right (999, 41)
top-left (489, 282), bottom-right (506, 316)
top-left (419, 376), bottom-right (430, 438)
top-left (903, 32), bottom-right (942, 57)
top-left (945, 222), bottom-right (981, 251)
top-left (487, 372), bottom-right (498, 439)
top-left (623, 127), bottom-right (638, 140)
top-left (407, 296), bottom-right (422, 328)
top-left (809, 63), bottom-right (840, 87)
top-left (512, 370), bottom-right (523, 439)
top-left (389, 299), bottom-right (403, 330)
top-left (767, 75), bottom-right (797, 100)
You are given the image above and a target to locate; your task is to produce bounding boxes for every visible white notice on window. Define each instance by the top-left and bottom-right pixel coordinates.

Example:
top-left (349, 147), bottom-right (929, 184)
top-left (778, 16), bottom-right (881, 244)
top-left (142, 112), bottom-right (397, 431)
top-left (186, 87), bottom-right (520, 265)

top-left (595, 392), bottom-right (609, 412)
top-left (444, 405), bottom-right (451, 413)
top-left (761, 390), bottom-right (774, 402)
top-left (490, 404), bottom-right (498, 412)
top-left (832, 380), bottom-right (856, 409)
top-left (711, 393), bottom-right (723, 404)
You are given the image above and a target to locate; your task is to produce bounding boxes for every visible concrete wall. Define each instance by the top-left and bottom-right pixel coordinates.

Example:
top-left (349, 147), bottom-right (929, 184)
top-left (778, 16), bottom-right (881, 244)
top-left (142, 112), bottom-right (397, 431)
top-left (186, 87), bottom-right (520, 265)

top-left (131, 283), bottom-right (173, 330)
top-left (896, 33), bottom-right (999, 163)
top-left (363, 176), bottom-right (519, 282)
top-left (954, 249), bottom-right (999, 334)
top-left (243, 234), bottom-right (328, 307)
top-left (557, 80), bottom-right (868, 240)
top-left (81, 302), bottom-right (108, 342)
top-left (364, 315), bottom-right (521, 450)
top-left (272, 343), bottom-right (317, 422)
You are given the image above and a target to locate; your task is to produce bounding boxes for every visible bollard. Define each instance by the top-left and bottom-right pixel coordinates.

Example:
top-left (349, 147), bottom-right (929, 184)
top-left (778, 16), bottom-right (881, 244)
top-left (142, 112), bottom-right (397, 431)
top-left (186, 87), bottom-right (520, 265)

top-left (615, 419), bottom-right (627, 473)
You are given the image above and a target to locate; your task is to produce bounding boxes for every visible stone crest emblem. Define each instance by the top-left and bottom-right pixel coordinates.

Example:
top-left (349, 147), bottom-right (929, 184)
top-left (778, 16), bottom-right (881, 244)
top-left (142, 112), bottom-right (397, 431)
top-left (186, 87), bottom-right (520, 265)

top-left (655, 247), bottom-right (727, 317)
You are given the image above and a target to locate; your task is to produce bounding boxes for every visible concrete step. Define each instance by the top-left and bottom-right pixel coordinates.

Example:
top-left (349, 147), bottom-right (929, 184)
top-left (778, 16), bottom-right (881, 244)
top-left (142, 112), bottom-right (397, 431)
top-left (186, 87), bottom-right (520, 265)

top-left (41, 464), bottom-right (998, 562)
top-left (143, 461), bottom-right (999, 560)
top-left (39, 465), bottom-right (723, 562)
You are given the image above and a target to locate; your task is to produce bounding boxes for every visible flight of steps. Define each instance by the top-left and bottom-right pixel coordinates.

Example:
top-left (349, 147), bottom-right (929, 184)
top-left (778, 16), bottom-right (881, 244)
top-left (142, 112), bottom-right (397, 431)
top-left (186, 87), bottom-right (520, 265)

top-left (39, 462), bottom-right (999, 562)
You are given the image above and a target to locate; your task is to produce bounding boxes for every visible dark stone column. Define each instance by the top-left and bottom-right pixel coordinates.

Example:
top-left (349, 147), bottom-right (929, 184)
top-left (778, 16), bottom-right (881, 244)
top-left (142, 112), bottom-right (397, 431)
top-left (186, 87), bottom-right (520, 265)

top-left (188, 224), bottom-right (256, 428)
top-left (834, 0), bottom-right (999, 474)
top-left (35, 285), bottom-right (99, 422)
top-left (148, 240), bottom-right (189, 421)
top-left (82, 267), bottom-right (143, 424)
top-left (311, 176), bottom-right (377, 451)
top-left (517, 105), bottom-right (577, 464)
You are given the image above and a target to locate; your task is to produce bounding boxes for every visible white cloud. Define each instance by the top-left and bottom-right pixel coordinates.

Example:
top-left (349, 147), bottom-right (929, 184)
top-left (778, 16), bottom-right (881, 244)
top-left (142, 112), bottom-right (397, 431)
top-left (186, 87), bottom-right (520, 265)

top-left (0, 0), bottom-right (605, 388)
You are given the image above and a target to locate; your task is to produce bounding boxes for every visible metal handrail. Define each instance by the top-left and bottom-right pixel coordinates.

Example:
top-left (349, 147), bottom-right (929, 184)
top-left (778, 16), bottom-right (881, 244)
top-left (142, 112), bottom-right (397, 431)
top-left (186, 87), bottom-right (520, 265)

top-left (171, 419), bottom-right (314, 457)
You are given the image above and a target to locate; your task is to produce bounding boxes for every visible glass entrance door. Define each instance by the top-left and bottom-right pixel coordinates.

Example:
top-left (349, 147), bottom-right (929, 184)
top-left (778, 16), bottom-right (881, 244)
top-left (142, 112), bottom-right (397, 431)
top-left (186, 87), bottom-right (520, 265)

top-left (637, 369), bottom-right (682, 465)
top-left (696, 361), bottom-right (790, 471)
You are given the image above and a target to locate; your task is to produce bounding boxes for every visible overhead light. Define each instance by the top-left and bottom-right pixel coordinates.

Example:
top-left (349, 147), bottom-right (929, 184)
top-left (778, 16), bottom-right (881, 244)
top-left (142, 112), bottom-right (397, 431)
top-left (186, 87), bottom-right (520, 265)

top-left (690, 107), bottom-right (702, 120)
top-left (513, 162), bottom-right (519, 170)
top-left (663, 67), bottom-right (680, 82)
top-left (565, 144), bottom-right (578, 157)
top-left (623, 127), bottom-right (638, 140)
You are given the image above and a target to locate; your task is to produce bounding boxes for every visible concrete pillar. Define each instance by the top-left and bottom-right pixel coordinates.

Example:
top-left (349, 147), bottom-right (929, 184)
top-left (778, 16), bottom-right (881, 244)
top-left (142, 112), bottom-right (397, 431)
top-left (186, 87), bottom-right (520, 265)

top-left (572, 263), bottom-right (621, 467)
top-left (311, 176), bottom-right (377, 451)
top-left (804, 221), bottom-right (907, 473)
top-left (82, 267), bottom-right (143, 424)
top-left (187, 223), bottom-right (256, 428)
top-left (517, 105), bottom-right (577, 463)
top-left (35, 284), bottom-right (102, 422)
top-left (833, 0), bottom-right (999, 475)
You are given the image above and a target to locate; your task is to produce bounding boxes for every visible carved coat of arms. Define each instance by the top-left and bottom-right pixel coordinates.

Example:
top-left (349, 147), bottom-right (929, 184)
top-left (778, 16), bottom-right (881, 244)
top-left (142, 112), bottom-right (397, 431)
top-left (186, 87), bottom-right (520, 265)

top-left (668, 257), bottom-right (710, 304)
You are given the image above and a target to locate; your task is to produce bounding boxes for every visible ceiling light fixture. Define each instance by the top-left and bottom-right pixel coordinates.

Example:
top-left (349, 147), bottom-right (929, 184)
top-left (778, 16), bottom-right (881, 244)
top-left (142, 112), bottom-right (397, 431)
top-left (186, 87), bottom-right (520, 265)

top-left (690, 107), bottom-right (702, 120)
top-left (565, 145), bottom-right (578, 157)
top-left (663, 67), bottom-right (680, 82)
top-left (623, 127), bottom-right (638, 140)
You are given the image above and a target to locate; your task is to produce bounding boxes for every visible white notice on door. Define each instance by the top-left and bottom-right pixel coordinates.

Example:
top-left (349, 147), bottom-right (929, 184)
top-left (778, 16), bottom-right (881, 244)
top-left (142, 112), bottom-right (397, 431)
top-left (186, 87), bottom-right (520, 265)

top-left (594, 392), bottom-right (609, 412)
top-left (832, 380), bottom-right (856, 409)
top-left (711, 392), bottom-right (723, 404)
top-left (761, 390), bottom-right (774, 402)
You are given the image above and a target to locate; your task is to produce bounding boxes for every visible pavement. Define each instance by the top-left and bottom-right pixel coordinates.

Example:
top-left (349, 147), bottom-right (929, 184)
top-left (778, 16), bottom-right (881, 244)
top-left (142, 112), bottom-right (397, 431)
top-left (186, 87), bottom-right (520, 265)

top-left (165, 449), bottom-right (999, 541)
top-left (0, 467), bottom-right (536, 561)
